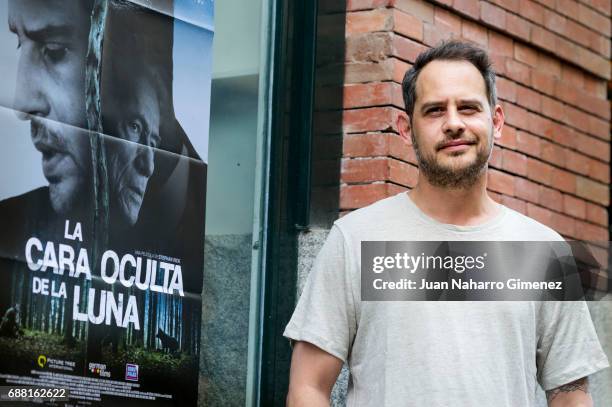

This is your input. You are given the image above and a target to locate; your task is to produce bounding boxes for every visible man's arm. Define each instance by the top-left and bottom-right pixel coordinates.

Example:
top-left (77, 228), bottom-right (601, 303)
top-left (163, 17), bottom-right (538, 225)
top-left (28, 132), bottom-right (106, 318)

top-left (286, 341), bottom-right (344, 407)
top-left (546, 377), bottom-right (592, 407)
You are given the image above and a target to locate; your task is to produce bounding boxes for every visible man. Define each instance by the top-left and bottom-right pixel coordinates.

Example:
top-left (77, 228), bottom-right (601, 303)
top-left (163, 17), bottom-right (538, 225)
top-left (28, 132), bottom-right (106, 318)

top-left (284, 41), bottom-right (609, 406)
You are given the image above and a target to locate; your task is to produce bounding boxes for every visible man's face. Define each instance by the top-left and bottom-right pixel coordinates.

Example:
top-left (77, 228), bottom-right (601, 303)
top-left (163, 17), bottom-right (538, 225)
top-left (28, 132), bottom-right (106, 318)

top-left (409, 60), bottom-right (502, 188)
top-left (103, 76), bottom-right (161, 226)
top-left (9, 0), bottom-right (91, 214)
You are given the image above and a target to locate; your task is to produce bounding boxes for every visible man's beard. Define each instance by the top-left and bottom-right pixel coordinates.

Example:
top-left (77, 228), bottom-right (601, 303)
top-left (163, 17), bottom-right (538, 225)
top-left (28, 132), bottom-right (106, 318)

top-left (412, 129), bottom-right (492, 189)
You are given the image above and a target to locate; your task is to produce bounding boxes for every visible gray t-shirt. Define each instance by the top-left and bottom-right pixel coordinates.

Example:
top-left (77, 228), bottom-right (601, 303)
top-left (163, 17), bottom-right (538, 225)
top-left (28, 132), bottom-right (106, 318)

top-left (284, 192), bottom-right (609, 406)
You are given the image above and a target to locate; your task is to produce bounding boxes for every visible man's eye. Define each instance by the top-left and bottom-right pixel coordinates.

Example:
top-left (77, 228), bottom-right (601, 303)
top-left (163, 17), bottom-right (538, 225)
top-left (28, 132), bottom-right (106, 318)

top-left (426, 107), bottom-right (443, 115)
top-left (128, 121), bottom-right (143, 138)
top-left (460, 105), bottom-right (477, 113)
top-left (42, 43), bottom-right (68, 63)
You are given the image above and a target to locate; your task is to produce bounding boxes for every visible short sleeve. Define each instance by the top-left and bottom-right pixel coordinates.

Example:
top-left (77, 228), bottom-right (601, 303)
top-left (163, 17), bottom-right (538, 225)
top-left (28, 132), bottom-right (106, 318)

top-left (536, 301), bottom-right (610, 390)
top-left (283, 225), bottom-right (357, 363)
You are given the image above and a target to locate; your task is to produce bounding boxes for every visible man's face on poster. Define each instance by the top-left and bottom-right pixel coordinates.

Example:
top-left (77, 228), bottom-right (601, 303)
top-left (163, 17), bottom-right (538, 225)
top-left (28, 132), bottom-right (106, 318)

top-left (8, 0), bottom-right (91, 214)
top-left (103, 74), bottom-right (161, 226)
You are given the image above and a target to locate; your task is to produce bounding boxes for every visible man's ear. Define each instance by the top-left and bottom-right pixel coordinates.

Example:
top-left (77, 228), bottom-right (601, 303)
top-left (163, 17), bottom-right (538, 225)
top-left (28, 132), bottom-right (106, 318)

top-left (492, 104), bottom-right (505, 141)
top-left (397, 112), bottom-right (412, 144)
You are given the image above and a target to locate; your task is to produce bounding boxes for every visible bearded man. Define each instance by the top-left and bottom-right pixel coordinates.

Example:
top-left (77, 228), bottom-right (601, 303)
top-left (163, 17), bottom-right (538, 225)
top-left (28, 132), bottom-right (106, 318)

top-left (284, 41), bottom-right (609, 407)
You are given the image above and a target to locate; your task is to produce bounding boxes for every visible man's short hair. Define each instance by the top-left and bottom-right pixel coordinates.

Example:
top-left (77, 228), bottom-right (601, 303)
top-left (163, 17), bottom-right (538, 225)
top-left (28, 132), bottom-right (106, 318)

top-left (401, 40), bottom-right (497, 120)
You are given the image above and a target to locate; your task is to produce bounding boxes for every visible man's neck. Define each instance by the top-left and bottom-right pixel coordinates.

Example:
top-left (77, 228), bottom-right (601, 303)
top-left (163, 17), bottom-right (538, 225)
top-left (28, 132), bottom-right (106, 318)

top-left (408, 172), bottom-right (501, 226)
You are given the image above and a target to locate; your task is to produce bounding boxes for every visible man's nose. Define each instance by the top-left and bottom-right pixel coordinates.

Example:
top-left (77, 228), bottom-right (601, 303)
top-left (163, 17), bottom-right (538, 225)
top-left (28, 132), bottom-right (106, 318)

top-left (135, 144), bottom-right (155, 178)
top-left (441, 108), bottom-right (465, 137)
top-left (13, 49), bottom-right (49, 120)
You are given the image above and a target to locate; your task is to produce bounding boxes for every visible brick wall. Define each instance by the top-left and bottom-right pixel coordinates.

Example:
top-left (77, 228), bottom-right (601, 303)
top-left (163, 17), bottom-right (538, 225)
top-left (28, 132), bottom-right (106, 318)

top-left (338, 0), bottom-right (611, 241)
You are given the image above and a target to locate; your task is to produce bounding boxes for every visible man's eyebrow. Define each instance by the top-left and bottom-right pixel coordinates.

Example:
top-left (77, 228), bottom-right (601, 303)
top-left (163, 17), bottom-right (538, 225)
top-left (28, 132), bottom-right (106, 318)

top-left (457, 99), bottom-right (483, 106)
top-left (24, 25), bottom-right (75, 42)
top-left (420, 101), bottom-right (444, 112)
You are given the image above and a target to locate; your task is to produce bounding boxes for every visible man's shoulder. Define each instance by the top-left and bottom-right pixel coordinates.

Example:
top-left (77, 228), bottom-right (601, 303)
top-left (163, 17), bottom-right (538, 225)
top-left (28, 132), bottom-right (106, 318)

top-left (334, 192), bottom-right (407, 234)
top-left (501, 205), bottom-right (565, 241)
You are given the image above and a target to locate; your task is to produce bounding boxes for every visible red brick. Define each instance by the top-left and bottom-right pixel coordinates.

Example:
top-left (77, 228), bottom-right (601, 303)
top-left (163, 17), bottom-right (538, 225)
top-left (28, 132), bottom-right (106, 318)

top-left (575, 220), bottom-right (608, 241)
top-left (488, 31), bottom-right (514, 56)
top-left (530, 26), bottom-right (556, 52)
top-left (343, 82), bottom-right (395, 109)
top-left (536, 54), bottom-right (561, 78)
top-left (527, 112), bottom-right (554, 140)
top-left (583, 76), bottom-right (607, 98)
top-left (554, 81), bottom-right (579, 106)
top-left (578, 91), bottom-right (611, 121)
top-left (565, 19), bottom-right (593, 49)
top-left (388, 183), bottom-right (410, 197)
top-left (514, 43), bottom-right (539, 67)
top-left (346, 32), bottom-right (393, 63)
top-left (543, 10), bottom-right (567, 36)
top-left (461, 20), bottom-right (488, 47)
top-left (515, 177), bottom-right (540, 203)
top-left (540, 140), bottom-right (566, 167)
top-left (520, 0), bottom-right (545, 24)
top-left (586, 202), bottom-right (608, 226)
top-left (516, 86), bottom-right (541, 112)
top-left (550, 124), bottom-right (572, 147)
top-left (563, 194), bottom-right (587, 219)
top-left (541, 96), bottom-right (564, 122)
top-left (342, 107), bottom-right (398, 133)
top-left (539, 185), bottom-right (563, 211)
top-left (344, 59), bottom-right (395, 84)
top-left (583, 0), bottom-right (611, 16)
top-left (560, 65), bottom-right (584, 88)
top-left (527, 158), bottom-right (552, 185)
top-left (535, 0), bottom-right (555, 7)
top-left (393, 58), bottom-right (411, 83)
top-left (506, 13), bottom-right (531, 41)
top-left (578, 3), bottom-right (611, 36)
top-left (497, 77), bottom-right (517, 102)
top-left (434, 7), bottom-right (462, 35)
top-left (527, 203), bottom-right (553, 227)
top-left (505, 59), bottom-right (531, 85)
top-left (588, 160), bottom-right (610, 183)
top-left (565, 150), bottom-right (591, 175)
top-left (562, 104), bottom-right (587, 130)
top-left (490, 145), bottom-right (503, 168)
top-left (587, 116), bottom-right (609, 140)
top-left (343, 133), bottom-right (389, 157)
top-left (389, 159), bottom-right (419, 186)
top-left (502, 102), bottom-right (530, 129)
top-left (340, 183), bottom-right (388, 209)
top-left (552, 167), bottom-right (576, 193)
top-left (393, 9), bottom-right (424, 41)
top-left (423, 22), bottom-right (454, 47)
top-left (556, 0), bottom-right (580, 19)
top-left (501, 195), bottom-right (527, 213)
top-left (577, 133), bottom-right (610, 162)
top-left (488, 168), bottom-right (515, 195)
top-left (550, 212), bottom-right (575, 236)
top-left (555, 38), bottom-right (579, 67)
top-left (490, 54), bottom-right (507, 76)
top-left (346, 9), bottom-right (393, 34)
top-left (341, 157), bottom-right (388, 183)
top-left (516, 130), bottom-right (541, 157)
top-left (489, 0), bottom-right (520, 13)
top-left (346, 0), bottom-right (391, 11)
top-left (502, 149), bottom-right (527, 175)
top-left (489, 191), bottom-right (503, 203)
top-left (392, 0), bottom-right (434, 22)
top-left (392, 35), bottom-right (428, 63)
top-left (480, 2), bottom-right (506, 29)
top-left (531, 71), bottom-right (556, 95)
top-left (453, 0), bottom-right (480, 19)
top-left (389, 133), bottom-right (417, 164)
top-left (498, 126), bottom-right (517, 149)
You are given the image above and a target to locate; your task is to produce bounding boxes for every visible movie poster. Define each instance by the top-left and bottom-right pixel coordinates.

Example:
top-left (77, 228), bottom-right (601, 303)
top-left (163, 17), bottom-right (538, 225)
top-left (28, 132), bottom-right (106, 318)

top-left (0, 0), bottom-right (213, 405)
